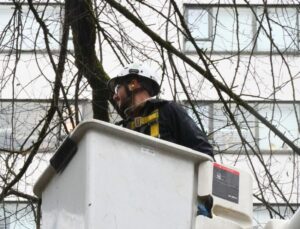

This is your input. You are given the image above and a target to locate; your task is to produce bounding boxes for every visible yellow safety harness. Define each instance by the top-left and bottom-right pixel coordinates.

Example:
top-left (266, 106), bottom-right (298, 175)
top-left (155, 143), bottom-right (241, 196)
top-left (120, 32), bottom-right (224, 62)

top-left (128, 109), bottom-right (160, 138)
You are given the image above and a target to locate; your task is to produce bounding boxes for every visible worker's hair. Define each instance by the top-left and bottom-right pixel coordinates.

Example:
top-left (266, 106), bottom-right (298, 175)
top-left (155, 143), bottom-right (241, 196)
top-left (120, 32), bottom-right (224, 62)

top-left (139, 79), bottom-right (155, 96)
top-left (122, 75), bottom-right (155, 96)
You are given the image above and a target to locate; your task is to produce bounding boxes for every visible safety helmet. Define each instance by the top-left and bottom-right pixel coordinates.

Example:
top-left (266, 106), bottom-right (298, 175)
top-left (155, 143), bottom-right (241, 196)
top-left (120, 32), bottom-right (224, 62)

top-left (107, 63), bottom-right (160, 97)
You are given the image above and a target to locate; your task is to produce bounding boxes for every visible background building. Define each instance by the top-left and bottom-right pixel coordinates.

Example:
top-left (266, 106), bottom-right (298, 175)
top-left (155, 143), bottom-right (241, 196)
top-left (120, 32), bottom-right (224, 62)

top-left (0, 0), bottom-right (299, 228)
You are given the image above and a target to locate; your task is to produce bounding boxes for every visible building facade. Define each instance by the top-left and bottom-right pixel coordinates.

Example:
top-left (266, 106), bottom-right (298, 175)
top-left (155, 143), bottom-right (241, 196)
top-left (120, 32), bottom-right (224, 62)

top-left (0, 0), bottom-right (299, 228)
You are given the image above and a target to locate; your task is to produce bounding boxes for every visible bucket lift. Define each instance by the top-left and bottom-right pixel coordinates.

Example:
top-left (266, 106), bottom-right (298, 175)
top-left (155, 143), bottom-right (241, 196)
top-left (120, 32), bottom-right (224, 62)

top-left (33, 120), bottom-right (298, 229)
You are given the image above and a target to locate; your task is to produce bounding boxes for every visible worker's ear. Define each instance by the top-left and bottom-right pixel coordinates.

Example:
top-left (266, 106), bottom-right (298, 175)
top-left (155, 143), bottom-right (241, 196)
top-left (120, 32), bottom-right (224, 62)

top-left (128, 79), bottom-right (141, 91)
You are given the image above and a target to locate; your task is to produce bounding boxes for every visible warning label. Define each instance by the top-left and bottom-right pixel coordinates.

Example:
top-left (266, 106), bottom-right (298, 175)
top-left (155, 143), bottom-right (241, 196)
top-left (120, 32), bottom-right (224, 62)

top-left (212, 163), bottom-right (240, 203)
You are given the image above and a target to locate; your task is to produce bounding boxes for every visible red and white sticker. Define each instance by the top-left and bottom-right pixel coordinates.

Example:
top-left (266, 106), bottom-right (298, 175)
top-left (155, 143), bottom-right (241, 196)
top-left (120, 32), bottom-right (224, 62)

top-left (212, 163), bottom-right (240, 203)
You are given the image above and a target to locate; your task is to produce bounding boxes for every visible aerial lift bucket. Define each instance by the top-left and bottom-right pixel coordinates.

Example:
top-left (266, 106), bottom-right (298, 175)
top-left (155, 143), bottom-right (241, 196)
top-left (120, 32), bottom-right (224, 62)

top-left (34, 120), bottom-right (253, 229)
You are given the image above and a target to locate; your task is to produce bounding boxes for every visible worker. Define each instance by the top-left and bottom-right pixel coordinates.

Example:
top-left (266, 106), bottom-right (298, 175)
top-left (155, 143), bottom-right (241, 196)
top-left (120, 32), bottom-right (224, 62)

top-left (107, 62), bottom-right (214, 158)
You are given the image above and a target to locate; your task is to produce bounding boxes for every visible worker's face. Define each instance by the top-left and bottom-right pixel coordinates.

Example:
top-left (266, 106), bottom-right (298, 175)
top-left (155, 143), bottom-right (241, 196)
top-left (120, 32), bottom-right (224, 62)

top-left (112, 84), bottom-right (131, 112)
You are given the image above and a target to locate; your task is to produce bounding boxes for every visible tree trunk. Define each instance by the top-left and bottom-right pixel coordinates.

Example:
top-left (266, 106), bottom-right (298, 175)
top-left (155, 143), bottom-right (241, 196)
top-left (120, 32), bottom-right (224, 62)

top-left (66, 0), bottom-right (110, 121)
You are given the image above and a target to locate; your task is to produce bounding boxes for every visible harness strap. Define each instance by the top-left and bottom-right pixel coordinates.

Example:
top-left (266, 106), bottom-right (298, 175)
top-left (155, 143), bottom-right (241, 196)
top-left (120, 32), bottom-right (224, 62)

top-left (129, 109), bottom-right (159, 138)
top-left (150, 120), bottom-right (159, 138)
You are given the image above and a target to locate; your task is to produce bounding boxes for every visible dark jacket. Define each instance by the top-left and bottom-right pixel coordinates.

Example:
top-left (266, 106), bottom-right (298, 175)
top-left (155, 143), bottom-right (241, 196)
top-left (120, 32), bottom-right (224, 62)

top-left (119, 99), bottom-right (214, 158)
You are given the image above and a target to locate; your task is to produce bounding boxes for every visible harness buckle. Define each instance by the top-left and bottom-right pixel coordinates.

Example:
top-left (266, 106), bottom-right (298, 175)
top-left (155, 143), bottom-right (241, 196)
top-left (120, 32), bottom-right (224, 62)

top-left (134, 117), bottom-right (142, 128)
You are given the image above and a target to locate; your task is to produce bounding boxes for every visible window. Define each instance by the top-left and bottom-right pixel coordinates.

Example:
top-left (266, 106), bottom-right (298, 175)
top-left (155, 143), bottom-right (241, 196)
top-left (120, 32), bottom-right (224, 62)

top-left (257, 103), bottom-right (300, 151)
top-left (0, 3), bottom-right (64, 51)
top-left (212, 103), bottom-right (256, 151)
top-left (184, 5), bottom-right (299, 54)
top-left (0, 217), bottom-right (10, 229)
top-left (0, 100), bottom-right (92, 151)
top-left (0, 202), bottom-right (35, 229)
top-left (186, 103), bottom-right (211, 134)
top-left (0, 101), bottom-right (58, 150)
top-left (186, 101), bottom-right (300, 153)
top-left (187, 8), bottom-right (210, 40)
top-left (256, 7), bottom-right (298, 52)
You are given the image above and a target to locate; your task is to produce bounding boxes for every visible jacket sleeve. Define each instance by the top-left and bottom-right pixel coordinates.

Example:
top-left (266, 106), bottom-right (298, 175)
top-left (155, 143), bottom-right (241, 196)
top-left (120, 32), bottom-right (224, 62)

top-left (160, 102), bottom-right (214, 159)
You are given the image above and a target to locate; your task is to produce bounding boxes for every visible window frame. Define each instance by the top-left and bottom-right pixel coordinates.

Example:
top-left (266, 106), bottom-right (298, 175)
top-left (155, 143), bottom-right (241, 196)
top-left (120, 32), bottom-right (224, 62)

top-left (0, 2), bottom-right (66, 53)
top-left (185, 100), bottom-right (300, 154)
top-left (183, 4), bottom-right (300, 55)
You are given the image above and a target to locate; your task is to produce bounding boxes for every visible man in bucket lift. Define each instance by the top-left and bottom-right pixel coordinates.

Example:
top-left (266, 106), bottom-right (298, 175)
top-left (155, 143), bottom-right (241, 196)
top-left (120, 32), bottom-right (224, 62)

top-left (107, 62), bottom-right (214, 159)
